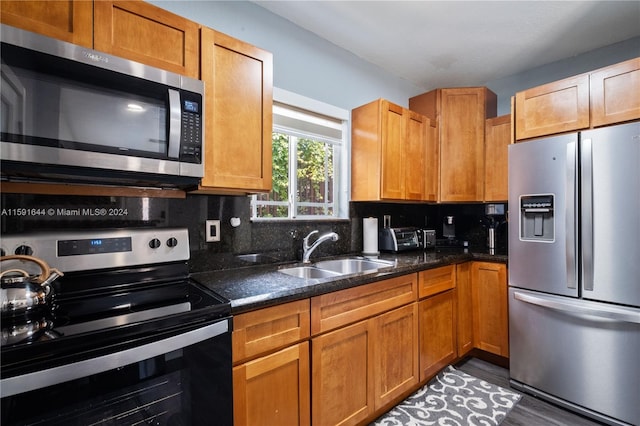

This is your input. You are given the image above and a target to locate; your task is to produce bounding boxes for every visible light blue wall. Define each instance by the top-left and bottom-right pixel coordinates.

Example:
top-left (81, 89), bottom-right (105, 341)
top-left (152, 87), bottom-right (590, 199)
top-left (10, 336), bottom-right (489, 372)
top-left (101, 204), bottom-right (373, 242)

top-left (151, 0), bottom-right (422, 110)
top-left (485, 37), bottom-right (640, 115)
top-left (153, 1), bottom-right (639, 115)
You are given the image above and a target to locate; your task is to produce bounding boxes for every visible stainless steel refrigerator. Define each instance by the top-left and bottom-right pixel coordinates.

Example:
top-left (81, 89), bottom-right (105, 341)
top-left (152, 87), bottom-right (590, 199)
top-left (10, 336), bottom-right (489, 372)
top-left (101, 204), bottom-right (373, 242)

top-left (508, 121), bottom-right (640, 426)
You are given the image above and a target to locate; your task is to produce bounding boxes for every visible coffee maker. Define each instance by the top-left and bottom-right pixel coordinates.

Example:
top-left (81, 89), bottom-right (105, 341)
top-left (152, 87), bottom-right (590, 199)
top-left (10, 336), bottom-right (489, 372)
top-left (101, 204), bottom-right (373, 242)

top-left (443, 215), bottom-right (455, 241)
top-left (485, 204), bottom-right (506, 253)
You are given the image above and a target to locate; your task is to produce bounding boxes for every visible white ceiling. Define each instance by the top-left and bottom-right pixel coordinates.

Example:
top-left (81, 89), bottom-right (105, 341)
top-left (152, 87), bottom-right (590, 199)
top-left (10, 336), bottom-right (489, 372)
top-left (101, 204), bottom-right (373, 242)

top-left (253, 1), bottom-right (640, 89)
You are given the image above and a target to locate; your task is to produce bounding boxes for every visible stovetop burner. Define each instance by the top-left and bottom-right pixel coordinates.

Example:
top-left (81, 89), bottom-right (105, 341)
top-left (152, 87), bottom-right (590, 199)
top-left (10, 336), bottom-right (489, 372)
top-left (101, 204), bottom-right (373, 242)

top-left (1, 228), bottom-right (231, 376)
top-left (1, 275), bottom-right (228, 348)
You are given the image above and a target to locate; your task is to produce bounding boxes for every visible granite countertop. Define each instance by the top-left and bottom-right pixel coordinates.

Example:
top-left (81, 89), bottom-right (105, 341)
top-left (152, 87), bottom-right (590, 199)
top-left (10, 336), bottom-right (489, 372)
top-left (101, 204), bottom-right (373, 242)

top-left (191, 248), bottom-right (507, 314)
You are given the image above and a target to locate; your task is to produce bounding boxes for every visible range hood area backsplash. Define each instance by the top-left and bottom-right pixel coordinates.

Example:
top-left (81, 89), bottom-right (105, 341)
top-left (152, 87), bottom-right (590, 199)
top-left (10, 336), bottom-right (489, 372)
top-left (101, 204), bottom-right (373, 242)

top-left (1, 193), bottom-right (507, 272)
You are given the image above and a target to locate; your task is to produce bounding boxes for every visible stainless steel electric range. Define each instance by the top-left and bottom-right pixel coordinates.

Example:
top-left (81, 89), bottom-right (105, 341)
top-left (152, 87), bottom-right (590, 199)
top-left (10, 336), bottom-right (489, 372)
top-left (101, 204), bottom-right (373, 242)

top-left (1, 227), bottom-right (233, 426)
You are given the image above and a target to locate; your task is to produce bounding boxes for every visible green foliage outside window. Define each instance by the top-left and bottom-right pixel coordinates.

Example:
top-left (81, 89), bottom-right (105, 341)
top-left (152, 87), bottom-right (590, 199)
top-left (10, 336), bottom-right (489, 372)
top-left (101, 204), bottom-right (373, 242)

top-left (256, 132), bottom-right (335, 218)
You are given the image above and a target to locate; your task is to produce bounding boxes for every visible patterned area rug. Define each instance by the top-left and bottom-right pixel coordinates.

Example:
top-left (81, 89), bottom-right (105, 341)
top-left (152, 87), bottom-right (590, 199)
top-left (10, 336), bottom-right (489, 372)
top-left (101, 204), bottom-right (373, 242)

top-left (371, 365), bottom-right (521, 426)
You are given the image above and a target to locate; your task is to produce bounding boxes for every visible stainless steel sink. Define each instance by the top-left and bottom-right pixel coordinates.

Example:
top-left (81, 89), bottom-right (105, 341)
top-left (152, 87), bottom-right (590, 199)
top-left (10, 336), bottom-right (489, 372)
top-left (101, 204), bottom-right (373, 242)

top-left (278, 257), bottom-right (395, 280)
top-left (236, 253), bottom-right (277, 263)
top-left (314, 258), bottom-right (394, 275)
top-left (278, 266), bottom-right (342, 279)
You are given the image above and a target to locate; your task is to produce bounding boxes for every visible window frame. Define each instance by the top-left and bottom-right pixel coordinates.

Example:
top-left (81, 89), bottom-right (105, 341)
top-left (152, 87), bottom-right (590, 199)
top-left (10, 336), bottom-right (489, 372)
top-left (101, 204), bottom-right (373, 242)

top-left (250, 88), bottom-right (350, 221)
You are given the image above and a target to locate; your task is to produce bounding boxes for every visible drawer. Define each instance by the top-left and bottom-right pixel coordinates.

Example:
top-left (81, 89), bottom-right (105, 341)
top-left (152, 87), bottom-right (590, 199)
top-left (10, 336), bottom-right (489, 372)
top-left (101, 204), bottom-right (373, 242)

top-left (418, 265), bottom-right (455, 298)
top-left (311, 273), bottom-right (417, 335)
top-left (233, 299), bottom-right (310, 363)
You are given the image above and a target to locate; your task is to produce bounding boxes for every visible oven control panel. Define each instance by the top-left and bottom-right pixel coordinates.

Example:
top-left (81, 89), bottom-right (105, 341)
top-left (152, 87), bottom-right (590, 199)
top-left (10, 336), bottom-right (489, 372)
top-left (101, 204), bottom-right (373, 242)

top-left (1, 228), bottom-right (190, 272)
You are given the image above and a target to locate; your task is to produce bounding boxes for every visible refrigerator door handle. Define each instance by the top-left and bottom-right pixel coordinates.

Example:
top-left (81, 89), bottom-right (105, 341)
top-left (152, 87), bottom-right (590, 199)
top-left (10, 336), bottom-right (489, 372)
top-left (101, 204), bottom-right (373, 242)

top-left (566, 141), bottom-right (577, 289)
top-left (513, 291), bottom-right (640, 324)
top-left (581, 138), bottom-right (594, 291)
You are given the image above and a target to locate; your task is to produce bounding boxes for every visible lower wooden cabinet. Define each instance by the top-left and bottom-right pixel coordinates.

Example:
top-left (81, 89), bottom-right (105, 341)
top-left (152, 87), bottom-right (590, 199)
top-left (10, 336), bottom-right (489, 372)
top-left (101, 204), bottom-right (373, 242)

top-left (312, 320), bottom-right (373, 426)
top-left (418, 289), bottom-right (457, 381)
top-left (456, 262), bottom-right (473, 357)
top-left (471, 262), bottom-right (509, 357)
top-left (233, 342), bottom-right (310, 426)
top-left (230, 264), bottom-right (510, 425)
top-left (232, 300), bottom-right (310, 426)
top-left (310, 273), bottom-right (419, 426)
top-left (311, 303), bottom-right (419, 426)
top-left (372, 303), bottom-right (419, 409)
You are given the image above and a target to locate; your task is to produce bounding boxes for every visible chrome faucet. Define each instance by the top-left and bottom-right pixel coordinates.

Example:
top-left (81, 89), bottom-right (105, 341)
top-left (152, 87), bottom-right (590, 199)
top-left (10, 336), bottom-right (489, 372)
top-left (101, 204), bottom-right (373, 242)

top-left (302, 230), bottom-right (339, 263)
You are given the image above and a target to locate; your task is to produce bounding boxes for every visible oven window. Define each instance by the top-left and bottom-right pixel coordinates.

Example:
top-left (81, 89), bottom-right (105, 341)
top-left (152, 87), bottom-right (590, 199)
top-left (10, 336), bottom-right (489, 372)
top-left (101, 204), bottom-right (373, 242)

top-left (1, 329), bottom-right (232, 426)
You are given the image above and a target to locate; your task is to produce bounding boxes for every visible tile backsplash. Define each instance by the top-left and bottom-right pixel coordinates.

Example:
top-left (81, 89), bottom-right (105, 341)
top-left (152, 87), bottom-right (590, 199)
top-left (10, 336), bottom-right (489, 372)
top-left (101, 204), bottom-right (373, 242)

top-left (1, 193), bottom-right (507, 272)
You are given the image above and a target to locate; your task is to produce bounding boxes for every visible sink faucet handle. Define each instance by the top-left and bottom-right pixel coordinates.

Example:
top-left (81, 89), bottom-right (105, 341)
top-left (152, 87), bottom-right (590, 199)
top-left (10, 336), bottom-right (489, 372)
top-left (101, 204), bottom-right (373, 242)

top-left (303, 230), bottom-right (319, 249)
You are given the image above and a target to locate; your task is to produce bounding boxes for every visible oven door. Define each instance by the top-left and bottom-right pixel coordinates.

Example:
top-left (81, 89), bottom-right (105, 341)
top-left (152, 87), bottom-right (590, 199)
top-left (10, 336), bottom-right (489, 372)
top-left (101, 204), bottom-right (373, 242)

top-left (1, 317), bottom-right (232, 426)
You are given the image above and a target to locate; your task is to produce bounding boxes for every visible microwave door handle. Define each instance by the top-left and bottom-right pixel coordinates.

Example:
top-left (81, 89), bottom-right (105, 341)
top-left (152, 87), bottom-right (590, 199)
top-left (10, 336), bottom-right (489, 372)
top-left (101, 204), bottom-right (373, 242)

top-left (168, 89), bottom-right (181, 159)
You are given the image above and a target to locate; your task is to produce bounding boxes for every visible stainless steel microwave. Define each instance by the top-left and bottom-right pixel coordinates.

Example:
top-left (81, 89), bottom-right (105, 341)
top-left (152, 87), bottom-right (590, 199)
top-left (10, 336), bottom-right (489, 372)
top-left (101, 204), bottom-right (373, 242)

top-left (0, 25), bottom-right (204, 188)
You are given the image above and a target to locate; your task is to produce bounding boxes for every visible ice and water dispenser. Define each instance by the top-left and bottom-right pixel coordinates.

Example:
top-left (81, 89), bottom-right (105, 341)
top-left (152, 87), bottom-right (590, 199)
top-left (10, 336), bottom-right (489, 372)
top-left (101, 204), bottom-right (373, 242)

top-left (519, 195), bottom-right (554, 241)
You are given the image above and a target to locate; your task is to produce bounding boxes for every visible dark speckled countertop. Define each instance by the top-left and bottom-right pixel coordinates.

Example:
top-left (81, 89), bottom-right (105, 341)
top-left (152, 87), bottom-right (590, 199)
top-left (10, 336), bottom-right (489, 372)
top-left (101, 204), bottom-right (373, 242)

top-left (191, 248), bottom-right (507, 314)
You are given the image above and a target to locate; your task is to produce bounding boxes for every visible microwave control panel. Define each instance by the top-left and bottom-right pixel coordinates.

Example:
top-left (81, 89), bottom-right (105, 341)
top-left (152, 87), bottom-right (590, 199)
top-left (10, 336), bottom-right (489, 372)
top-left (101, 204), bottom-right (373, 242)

top-left (180, 93), bottom-right (202, 162)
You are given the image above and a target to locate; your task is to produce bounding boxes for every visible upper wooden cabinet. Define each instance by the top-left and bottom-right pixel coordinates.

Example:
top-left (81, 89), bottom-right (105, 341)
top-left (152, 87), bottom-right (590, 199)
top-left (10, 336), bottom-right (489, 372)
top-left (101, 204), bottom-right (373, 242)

top-left (351, 99), bottom-right (436, 201)
top-left (515, 58), bottom-right (640, 140)
top-left (195, 28), bottom-right (273, 194)
top-left (0, 0), bottom-right (93, 47)
top-left (590, 58), bottom-right (640, 127)
top-left (410, 87), bottom-right (497, 202)
top-left (484, 115), bottom-right (511, 202)
top-left (514, 74), bottom-right (590, 140)
top-left (93, 1), bottom-right (200, 78)
top-left (1, 1), bottom-right (200, 78)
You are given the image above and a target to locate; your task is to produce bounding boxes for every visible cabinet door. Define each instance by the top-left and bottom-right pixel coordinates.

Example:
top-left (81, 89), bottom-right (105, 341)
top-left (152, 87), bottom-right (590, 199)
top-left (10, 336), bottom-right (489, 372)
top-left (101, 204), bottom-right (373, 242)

top-left (439, 88), bottom-right (491, 201)
top-left (404, 110), bottom-right (426, 200)
top-left (456, 262), bottom-right (473, 356)
top-left (0, 0), bottom-right (92, 47)
top-left (590, 58), bottom-right (640, 127)
top-left (472, 262), bottom-right (509, 356)
top-left (372, 303), bottom-right (419, 410)
top-left (198, 28), bottom-right (273, 192)
top-left (515, 74), bottom-right (590, 140)
top-left (93, 1), bottom-right (199, 78)
top-left (484, 115), bottom-right (510, 201)
top-left (312, 321), bottom-right (373, 426)
top-left (418, 290), bottom-right (457, 381)
top-left (381, 101), bottom-right (405, 200)
top-left (234, 342), bottom-right (310, 426)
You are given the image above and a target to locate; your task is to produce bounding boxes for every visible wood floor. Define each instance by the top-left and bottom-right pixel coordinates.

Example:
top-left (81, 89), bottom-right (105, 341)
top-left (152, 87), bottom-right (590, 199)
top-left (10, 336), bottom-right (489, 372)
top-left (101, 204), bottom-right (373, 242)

top-left (455, 357), bottom-right (604, 426)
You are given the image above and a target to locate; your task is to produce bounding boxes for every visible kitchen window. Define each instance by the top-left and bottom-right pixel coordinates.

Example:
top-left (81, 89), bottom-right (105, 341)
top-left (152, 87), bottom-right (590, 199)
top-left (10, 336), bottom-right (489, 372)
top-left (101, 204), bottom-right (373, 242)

top-left (251, 89), bottom-right (349, 220)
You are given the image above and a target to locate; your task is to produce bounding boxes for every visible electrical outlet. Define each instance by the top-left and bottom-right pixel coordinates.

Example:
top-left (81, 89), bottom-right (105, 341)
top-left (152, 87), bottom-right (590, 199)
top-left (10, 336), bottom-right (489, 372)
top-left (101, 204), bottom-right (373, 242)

top-left (205, 220), bottom-right (221, 242)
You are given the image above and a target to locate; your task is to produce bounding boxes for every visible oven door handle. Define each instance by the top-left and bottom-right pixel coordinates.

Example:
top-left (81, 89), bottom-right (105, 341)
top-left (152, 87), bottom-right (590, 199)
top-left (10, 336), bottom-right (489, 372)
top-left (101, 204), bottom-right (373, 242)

top-left (1, 319), bottom-right (229, 398)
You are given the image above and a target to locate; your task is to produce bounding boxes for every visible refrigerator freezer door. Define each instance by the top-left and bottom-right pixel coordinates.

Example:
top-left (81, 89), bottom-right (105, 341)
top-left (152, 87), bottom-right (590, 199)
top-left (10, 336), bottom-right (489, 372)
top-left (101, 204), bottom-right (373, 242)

top-left (581, 121), bottom-right (640, 307)
top-left (508, 134), bottom-right (579, 296)
top-left (509, 288), bottom-right (640, 425)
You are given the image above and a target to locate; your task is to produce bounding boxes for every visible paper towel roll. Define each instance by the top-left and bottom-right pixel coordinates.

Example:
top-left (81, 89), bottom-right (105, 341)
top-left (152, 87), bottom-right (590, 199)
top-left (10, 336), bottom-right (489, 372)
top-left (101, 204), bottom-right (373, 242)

top-left (363, 217), bottom-right (379, 255)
